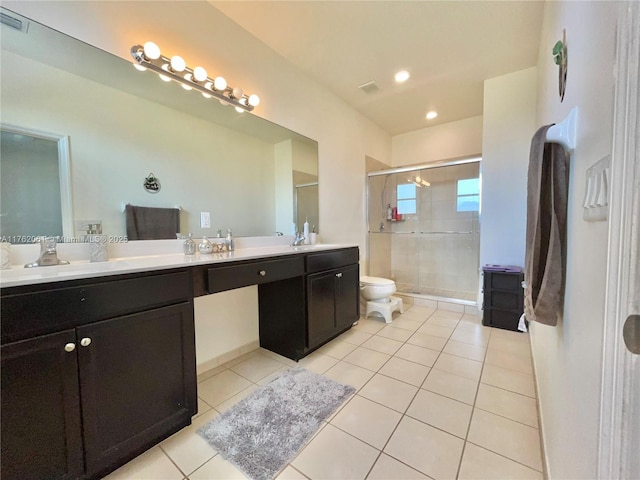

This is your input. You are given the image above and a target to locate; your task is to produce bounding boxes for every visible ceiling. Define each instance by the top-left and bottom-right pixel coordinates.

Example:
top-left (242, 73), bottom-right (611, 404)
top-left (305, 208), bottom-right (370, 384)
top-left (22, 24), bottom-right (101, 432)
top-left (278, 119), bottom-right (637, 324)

top-left (210, 1), bottom-right (544, 136)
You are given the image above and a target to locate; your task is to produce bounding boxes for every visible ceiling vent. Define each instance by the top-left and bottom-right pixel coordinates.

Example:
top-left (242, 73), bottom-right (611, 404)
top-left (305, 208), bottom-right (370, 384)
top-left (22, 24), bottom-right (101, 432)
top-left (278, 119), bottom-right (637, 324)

top-left (1, 12), bottom-right (29, 33)
top-left (358, 80), bottom-right (380, 95)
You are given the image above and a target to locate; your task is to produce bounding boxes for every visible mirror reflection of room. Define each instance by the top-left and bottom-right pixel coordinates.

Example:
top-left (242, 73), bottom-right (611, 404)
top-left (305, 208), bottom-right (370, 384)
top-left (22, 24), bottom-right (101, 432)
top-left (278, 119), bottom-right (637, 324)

top-left (0, 8), bottom-right (319, 242)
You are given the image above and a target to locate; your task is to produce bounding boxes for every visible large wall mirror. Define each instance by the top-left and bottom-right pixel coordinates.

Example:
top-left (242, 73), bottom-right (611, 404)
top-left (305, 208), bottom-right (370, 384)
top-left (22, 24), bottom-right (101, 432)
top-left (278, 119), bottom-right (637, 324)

top-left (0, 8), bottom-right (319, 243)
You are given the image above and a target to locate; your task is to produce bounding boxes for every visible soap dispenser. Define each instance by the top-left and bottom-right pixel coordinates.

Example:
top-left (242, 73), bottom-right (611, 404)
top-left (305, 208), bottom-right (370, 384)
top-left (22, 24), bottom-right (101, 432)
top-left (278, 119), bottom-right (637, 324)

top-left (226, 229), bottom-right (234, 252)
top-left (303, 218), bottom-right (310, 245)
top-left (183, 233), bottom-right (196, 255)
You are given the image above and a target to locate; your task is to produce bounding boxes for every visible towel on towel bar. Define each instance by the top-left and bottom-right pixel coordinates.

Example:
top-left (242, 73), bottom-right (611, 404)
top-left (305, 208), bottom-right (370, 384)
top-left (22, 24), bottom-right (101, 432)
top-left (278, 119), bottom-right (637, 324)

top-left (523, 126), bottom-right (570, 326)
top-left (125, 204), bottom-right (180, 240)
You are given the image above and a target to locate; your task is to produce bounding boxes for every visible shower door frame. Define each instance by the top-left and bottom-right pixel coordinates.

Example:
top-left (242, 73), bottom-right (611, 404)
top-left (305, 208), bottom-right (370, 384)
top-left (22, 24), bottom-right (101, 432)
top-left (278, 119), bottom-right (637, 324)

top-left (366, 156), bottom-right (482, 298)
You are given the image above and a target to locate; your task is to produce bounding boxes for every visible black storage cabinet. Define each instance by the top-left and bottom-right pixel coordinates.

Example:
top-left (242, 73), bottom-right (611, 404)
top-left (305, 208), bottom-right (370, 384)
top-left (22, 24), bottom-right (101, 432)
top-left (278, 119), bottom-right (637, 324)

top-left (482, 269), bottom-right (525, 331)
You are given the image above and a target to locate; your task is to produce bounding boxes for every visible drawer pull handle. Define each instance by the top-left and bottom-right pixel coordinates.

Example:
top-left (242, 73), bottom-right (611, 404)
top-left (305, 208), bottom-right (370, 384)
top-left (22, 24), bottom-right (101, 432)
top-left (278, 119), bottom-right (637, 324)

top-left (259, 270), bottom-right (267, 276)
top-left (336, 272), bottom-right (343, 278)
top-left (64, 343), bottom-right (76, 352)
top-left (80, 337), bottom-right (92, 347)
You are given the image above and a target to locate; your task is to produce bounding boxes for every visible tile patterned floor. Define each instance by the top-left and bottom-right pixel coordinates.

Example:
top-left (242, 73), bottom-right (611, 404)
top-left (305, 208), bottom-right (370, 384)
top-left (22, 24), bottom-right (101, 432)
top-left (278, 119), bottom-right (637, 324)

top-left (104, 305), bottom-right (543, 480)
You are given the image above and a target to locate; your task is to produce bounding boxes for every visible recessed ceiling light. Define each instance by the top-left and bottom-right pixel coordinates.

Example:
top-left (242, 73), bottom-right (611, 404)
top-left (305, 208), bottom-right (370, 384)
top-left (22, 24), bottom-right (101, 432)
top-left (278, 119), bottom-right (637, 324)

top-left (426, 111), bottom-right (438, 120)
top-left (394, 70), bottom-right (410, 83)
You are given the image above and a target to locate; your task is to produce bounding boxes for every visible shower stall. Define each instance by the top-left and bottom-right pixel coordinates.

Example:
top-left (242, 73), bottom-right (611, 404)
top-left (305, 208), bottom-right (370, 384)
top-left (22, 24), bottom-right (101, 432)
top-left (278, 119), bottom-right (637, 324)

top-left (367, 158), bottom-right (481, 303)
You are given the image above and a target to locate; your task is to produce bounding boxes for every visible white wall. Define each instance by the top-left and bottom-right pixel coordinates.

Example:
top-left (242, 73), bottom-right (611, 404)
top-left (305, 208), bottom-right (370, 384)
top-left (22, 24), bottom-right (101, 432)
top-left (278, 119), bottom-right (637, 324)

top-left (480, 67), bottom-right (537, 268)
top-left (531, 2), bottom-right (618, 478)
top-left (4, 1), bottom-right (391, 369)
top-left (391, 116), bottom-right (483, 167)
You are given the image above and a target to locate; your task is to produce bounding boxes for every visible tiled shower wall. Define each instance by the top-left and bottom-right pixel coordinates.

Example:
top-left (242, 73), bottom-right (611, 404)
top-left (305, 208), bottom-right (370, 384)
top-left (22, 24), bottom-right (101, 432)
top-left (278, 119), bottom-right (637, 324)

top-left (368, 162), bottom-right (480, 302)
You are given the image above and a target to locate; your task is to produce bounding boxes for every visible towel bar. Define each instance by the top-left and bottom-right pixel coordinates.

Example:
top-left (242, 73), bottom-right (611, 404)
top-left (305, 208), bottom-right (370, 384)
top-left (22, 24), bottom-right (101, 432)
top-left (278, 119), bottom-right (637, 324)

top-left (545, 107), bottom-right (578, 152)
top-left (121, 203), bottom-right (182, 212)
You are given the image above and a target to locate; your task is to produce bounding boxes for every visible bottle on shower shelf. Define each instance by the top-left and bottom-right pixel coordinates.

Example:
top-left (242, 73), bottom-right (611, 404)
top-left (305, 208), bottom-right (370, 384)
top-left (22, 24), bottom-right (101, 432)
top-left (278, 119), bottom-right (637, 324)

top-left (386, 204), bottom-right (393, 221)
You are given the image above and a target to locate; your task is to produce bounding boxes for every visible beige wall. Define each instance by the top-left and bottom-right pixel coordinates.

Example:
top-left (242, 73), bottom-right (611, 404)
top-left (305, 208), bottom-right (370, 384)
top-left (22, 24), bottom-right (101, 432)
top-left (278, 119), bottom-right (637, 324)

top-left (531, 2), bottom-right (618, 478)
top-left (480, 67), bottom-right (537, 268)
top-left (391, 116), bottom-right (483, 167)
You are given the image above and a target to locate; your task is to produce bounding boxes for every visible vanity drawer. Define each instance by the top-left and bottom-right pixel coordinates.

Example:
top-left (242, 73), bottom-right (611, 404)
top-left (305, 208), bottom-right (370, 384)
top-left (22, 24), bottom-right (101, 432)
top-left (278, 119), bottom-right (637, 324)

top-left (306, 248), bottom-right (359, 274)
top-left (1, 271), bottom-right (192, 344)
top-left (208, 256), bottom-right (304, 294)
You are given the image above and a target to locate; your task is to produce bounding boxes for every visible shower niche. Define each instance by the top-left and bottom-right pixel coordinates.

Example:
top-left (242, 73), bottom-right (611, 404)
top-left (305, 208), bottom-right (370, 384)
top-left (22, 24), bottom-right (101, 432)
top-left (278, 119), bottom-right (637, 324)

top-left (367, 158), bottom-right (481, 303)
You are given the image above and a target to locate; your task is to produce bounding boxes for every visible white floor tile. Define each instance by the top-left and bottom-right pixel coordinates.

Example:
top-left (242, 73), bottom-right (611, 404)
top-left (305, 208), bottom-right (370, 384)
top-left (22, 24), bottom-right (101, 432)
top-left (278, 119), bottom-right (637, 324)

top-left (323, 361), bottom-right (376, 391)
top-left (291, 424), bottom-right (379, 480)
top-left (214, 385), bottom-right (260, 414)
top-left (475, 383), bottom-right (539, 427)
top-left (481, 364), bottom-right (536, 398)
top-left (485, 347), bottom-right (533, 374)
top-left (331, 395), bottom-right (402, 449)
top-left (352, 318), bottom-right (386, 334)
top-left (458, 443), bottom-right (543, 479)
top-left (198, 370), bottom-right (253, 407)
top-left (488, 335), bottom-right (532, 358)
top-left (343, 346), bottom-right (391, 371)
top-left (422, 368), bottom-right (479, 405)
top-left (376, 325), bottom-right (414, 342)
top-left (467, 409), bottom-right (542, 471)
top-left (388, 317), bottom-right (424, 331)
top-left (193, 397), bottom-right (212, 420)
top-left (189, 453), bottom-right (248, 479)
top-left (416, 323), bottom-right (455, 339)
top-left (433, 353), bottom-right (483, 381)
top-left (394, 343), bottom-right (440, 367)
top-left (431, 309), bottom-right (464, 319)
top-left (230, 353), bottom-right (286, 383)
top-left (298, 351), bottom-right (339, 374)
top-left (407, 332), bottom-right (448, 351)
top-left (384, 416), bottom-right (464, 479)
top-left (358, 374), bottom-right (419, 413)
top-left (275, 465), bottom-right (309, 480)
top-left (317, 340), bottom-right (359, 359)
top-left (406, 389), bottom-right (473, 438)
top-left (379, 357), bottom-right (431, 386)
top-left (367, 453), bottom-right (429, 480)
top-left (337, 329), bottom-right (373, 346)
top-left (161, 409), bottom-right (219, 475)
top-left (443, 339), bottom-right (487, 362)
top-left (361, 335), bottom-right (404, 355)
top-left (427, 315), bottom-right (460, 328)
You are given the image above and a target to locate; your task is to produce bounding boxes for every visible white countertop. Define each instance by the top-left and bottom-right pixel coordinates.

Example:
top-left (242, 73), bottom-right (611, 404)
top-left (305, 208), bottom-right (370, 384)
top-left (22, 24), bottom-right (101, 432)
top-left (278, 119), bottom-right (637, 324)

top-left (0, 243), bottom-right (356, 288)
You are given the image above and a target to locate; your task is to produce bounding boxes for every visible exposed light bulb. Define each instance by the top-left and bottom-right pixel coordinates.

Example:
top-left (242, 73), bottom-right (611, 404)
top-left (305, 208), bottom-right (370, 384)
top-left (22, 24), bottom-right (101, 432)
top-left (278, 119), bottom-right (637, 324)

top-left (394, 70), bottom-right (410, 83)
top-left (181, 73), bottom-right (193, 90)
top-left (143, 41), bottom-right (161, 60)
top-left (426, 111), bottom-right (438, 120)
top-left (248, 94), bottom-right (260, 107)
top-left (201, 92), bottom-right (212, 99)
top-left (159, 73), bottom-right (171, 82)
top-left (170, 56), bottom-right (186, 72)
top-left (213, 76), bottom-right (227, 91)
top-left (231, 87), bottom-right (243, 99)
top-left (415, 175), bottom-right (422, 182)
top-left (193, 66), bottom-right (207, 82)
top-left (235, 106), bottom-right (245, 113)
top-left (133, 63), bottom-right (147, 72)
top-left (219, 99), bottom-right (229, 106)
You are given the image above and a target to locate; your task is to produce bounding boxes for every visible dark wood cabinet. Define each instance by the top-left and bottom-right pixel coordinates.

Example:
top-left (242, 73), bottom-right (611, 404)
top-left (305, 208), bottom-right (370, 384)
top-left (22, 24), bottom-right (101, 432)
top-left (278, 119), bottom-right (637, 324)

top-left (1, 270), bottom-right (197, 480)
top-left (1, 330), bottom-right (83, 480)
top-left (482, 269), bottom-right (525, 331)
top-left (307, 264), bottom-right (359, 349)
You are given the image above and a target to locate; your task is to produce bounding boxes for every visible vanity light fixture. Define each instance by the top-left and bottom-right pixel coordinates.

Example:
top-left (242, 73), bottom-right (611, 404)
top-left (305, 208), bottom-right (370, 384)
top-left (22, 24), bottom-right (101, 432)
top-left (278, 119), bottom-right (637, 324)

top-left (131, 41), bottom-right (260, 112)
top-left (408, 174), bottom-right (430, 188)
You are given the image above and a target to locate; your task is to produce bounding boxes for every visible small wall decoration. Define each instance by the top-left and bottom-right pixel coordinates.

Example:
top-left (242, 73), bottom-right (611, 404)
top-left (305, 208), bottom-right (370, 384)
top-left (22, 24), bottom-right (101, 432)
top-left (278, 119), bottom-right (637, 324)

top-left (143, 172), bottom-right (161, 193)
top-left (553, 29), bottom-right (568, 102)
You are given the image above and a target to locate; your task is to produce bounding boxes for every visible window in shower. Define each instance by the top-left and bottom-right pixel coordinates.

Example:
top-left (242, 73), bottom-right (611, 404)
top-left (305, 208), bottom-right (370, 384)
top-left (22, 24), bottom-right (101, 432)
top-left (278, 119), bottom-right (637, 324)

top-left (456, 177), bottom-right (480, 212)
top-left (397, 183), bottom-right (417, 214)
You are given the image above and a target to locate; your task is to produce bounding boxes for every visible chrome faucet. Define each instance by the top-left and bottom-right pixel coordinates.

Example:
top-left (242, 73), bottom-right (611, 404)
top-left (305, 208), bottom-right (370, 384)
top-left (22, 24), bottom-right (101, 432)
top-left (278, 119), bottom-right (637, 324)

top-left (24, 237), bottom-right (70, 268)
top-left (291, 232), bottom-right (306, 246)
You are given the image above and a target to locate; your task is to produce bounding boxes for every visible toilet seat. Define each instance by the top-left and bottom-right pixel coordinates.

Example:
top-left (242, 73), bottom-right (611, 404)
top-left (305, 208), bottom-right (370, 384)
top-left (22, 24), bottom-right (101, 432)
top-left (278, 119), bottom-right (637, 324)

top-left (360, 276), bottom-right (395, 286)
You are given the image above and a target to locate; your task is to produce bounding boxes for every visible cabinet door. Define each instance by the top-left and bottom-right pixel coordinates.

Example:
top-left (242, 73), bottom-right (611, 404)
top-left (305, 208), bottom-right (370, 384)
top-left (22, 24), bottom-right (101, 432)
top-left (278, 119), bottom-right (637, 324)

top-left (307, 270), bottom-right (337, 349)
top-left (77, 303), bottom-right (196, 476)
top-left (1, 330), bottom-right (83, 480)
top-left (335, 264), bottom-right (360, 331)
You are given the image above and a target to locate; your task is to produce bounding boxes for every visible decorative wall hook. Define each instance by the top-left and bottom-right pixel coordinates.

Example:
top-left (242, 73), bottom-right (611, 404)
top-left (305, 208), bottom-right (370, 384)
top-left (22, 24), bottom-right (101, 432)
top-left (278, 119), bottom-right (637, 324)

top-left (553, 29), bottom-right (568, 102)
top-left (143, 173), bottom-right (160, 193)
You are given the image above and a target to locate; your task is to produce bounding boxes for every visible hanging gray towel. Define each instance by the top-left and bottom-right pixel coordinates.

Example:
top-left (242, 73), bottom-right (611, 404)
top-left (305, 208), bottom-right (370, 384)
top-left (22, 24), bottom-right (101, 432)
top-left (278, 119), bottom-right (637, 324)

top-left (523, 126), bottom-right (570, 326)
top-left (125, 204), bottom-right (180, 240)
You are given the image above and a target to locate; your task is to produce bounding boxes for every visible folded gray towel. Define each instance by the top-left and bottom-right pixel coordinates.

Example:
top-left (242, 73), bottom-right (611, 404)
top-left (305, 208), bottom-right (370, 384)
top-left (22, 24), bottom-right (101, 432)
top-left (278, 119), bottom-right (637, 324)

top-left (125, 204), bottom-right (180, 240)
top-left (523, 126), bottom-right (570, 326)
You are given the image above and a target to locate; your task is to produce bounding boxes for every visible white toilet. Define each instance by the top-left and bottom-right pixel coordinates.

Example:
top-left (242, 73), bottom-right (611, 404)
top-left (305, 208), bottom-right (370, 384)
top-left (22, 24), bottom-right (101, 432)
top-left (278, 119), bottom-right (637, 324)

top-left (360, 276), bottom-right (403, 323)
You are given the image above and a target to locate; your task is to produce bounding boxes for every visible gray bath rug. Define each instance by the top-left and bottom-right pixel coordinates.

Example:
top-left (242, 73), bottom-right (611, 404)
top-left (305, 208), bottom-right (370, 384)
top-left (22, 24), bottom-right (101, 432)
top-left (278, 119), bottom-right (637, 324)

top-left (197, 366), bottom-right (355, 480)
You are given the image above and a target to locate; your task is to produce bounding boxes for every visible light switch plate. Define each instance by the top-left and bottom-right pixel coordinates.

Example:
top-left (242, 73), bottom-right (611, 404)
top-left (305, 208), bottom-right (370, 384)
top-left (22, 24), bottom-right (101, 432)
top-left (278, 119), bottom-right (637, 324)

top-left (200, 212), bottom-right (211, 228)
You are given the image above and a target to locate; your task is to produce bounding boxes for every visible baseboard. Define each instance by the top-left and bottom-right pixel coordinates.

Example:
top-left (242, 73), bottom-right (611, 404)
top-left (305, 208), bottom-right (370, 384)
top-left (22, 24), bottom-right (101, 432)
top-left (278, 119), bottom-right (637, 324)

top-left (196, 340), bottom-right (261, 376)
top-left (529, 328), bottom-right (550, 479)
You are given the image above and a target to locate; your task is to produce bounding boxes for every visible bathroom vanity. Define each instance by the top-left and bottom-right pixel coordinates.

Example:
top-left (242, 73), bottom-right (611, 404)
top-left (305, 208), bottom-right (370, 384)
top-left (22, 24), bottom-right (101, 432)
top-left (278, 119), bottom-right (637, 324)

top-left (0, 245), bottom-right (359, 479)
